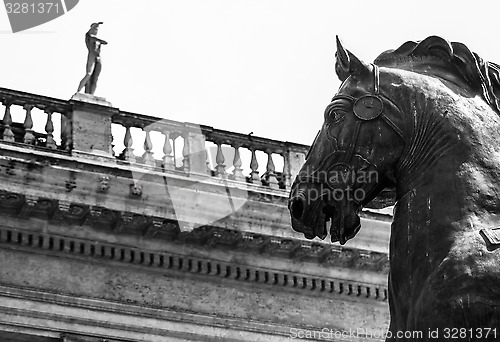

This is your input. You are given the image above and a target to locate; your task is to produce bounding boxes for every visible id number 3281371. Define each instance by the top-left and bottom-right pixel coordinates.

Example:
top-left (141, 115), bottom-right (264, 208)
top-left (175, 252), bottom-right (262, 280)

top-left (5, 2), bottom-right (60, 14)
top-left (440, 328), bottom-right (497, 339)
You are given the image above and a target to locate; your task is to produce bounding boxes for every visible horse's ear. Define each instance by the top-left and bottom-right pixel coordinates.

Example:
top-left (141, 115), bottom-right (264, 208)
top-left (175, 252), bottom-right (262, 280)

top-left (335, 36), bottom-right (370, 81)
top-left (335, 36), bottom-right (350, 81)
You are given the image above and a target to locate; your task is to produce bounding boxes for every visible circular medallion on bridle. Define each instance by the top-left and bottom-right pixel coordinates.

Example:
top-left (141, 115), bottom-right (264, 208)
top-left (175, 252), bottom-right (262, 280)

top-left (353, 95), bottom-right (383, 121)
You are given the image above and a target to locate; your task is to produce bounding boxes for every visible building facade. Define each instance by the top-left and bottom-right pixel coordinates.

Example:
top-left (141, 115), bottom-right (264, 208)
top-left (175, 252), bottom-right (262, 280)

top-left (0, 88), bottom-right (392, 342)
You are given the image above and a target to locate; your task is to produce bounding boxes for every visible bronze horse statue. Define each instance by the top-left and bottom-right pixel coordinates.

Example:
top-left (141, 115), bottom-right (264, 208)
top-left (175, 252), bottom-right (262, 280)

top-left (289, 36), bottom-right (500, 341)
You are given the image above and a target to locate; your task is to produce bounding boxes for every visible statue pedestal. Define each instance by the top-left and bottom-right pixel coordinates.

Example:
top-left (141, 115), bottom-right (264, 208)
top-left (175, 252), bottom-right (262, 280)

top-left (69, 93), bottom-right (118, 159)
top-left (71, 93), bottom-right (112, 107)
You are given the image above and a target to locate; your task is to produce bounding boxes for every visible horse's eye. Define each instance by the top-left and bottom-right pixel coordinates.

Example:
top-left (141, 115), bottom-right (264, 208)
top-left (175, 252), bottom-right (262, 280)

top-left (324, 107), bottom-right (346, 123)
top-left (325, 109), bottom-right (335, 121)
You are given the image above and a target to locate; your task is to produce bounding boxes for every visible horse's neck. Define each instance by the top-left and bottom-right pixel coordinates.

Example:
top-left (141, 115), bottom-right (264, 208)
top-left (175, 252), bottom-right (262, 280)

top-left (390, 155), bottom-right (497, 308)
top-left (394, 79), bottom-right (500, 222)
top-left (392, 154), bottom-right (464, 257)
top-left (394, 145), bottom-right (500, 231)
top-left (391, 90), bottom-right (500, 269)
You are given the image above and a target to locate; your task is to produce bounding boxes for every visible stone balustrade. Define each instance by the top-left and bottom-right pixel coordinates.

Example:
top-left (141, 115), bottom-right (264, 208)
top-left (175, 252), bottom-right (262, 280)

top-left (0, 87), bottom-right (72, 150)
top-left (0, 87), bottom-right (397, 208)
top-left (0, 87), bottom-right (308, 192)
top-left (112, 110), bottom-right (308, 190)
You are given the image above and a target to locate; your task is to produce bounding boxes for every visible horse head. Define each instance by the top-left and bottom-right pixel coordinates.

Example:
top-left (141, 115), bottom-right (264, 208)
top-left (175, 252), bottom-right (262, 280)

top-left (289, 37), bottom-right (408, 245)
top-left (289, 35), bottom-right (500, 332)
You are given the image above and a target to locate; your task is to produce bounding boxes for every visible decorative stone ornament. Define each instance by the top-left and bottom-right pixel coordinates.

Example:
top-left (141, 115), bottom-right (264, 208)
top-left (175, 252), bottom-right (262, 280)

top-left (98, 175), bottom-right (110, 193)
top-left (129, 181), bottom-right (142, 197)
top-left (353, 95), bottom-right (383, 121)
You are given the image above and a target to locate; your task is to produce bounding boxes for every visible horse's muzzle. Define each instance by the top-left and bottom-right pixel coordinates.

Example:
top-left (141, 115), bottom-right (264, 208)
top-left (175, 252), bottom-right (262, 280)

top-left (289, 190), bottom-right (307, 222)
top-left (288, 187), bottom-right (329, 240)
top-left (289, 184), bottom-right (361, 244)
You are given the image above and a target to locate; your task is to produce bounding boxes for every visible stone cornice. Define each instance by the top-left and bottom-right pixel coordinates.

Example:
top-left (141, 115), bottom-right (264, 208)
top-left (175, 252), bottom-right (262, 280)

top-left (0, 189), bottom-right (389, 277)
top-left (0, 225), bottom-right (388, 303)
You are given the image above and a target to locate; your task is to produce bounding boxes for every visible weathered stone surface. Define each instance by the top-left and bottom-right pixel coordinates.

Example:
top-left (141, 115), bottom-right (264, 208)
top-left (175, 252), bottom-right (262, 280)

top-left (71, 93), bottom-right (112, 107)
top-left (0, 248), bottom-right (389, 339)
top-left (0, 85), bottom-right (392, 341)
top-left (69, 102), bottom-right (117, 156)
top-left (290, 35), bottom-right (500, 338)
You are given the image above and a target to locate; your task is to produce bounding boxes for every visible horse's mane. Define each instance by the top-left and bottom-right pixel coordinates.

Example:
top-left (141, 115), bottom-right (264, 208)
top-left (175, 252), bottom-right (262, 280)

top-left (374, 36), bottom-right (500, 114)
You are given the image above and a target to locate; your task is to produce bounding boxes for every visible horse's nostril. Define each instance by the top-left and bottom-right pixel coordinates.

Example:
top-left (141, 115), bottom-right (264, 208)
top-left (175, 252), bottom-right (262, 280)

top-left (290, 197), bottom-right (305, 221)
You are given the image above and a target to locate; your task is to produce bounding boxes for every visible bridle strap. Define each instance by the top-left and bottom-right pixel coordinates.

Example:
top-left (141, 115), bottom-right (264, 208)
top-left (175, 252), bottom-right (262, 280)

top-left (342, 63), bottom-right (379, 163)
top-left (373, 64), bottom-right (380, 95)
top-left (343, 120), bottom-right (361, 163)
top-left (302, 64), bottom-right (406, 189)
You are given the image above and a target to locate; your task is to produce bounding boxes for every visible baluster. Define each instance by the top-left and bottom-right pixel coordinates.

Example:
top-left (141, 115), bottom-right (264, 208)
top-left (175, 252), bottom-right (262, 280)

top-left (282, 151), bottom-right (292, 188)
top-left (1, 101), bottom-right (14, 142)
top-left (172, 138), bottom-right (177, 168)
top-left (266, 149), bottom-right (279, 189)
top-left (60, 112), bottom-right (72, 151)
top-left (215, 142), bottom-right (226, 176)
top-left (110, 125), bottom-right (115, 156)
top-left (162, 130), bottom-right (175, 170)
top-left (44, 108), bottom-right (56, 149)
top-left (142, 128), bottom-right (155, 166)
top-left (249, 148), bottom-right (259, 183)
top-left (231, 144), bottom-right (245, 181)
top-left (22, 104), bottom-right (35, 144)
top-left (205, 149), bottom-right (212, 175)
top-left (121, 125), bottom-right (135, 162)
top-left (182, 133), bottom-right (190, 173)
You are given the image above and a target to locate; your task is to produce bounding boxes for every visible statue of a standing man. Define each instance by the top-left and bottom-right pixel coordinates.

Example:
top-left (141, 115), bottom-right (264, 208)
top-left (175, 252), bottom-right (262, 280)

top-left (77, 22), bottom-right (107, 95)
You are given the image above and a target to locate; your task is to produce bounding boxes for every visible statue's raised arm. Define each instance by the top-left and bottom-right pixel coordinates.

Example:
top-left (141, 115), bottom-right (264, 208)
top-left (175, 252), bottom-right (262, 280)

top-left (76, 22), bottom-right (107, 95)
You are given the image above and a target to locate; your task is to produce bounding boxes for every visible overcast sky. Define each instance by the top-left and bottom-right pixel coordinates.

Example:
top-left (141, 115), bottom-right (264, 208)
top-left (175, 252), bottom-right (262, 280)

top-left (1, 0), bottom-right (499, 147)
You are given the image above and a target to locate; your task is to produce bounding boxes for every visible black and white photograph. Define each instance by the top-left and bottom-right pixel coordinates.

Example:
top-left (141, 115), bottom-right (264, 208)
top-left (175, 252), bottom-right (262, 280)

top-left (0, 1), bottom-right (499, 341)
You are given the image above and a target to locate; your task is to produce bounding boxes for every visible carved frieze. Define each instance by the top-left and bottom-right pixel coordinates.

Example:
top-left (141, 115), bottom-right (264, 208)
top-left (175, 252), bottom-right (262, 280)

top-left (88, 206), bottom-right (120, 230)
top-left (322, 247), bottom-right (358, 268)
top-left (26, 196), bottom-right (58, 219)
top-left (292, 242), bottom-right (327, 262)
top-left (143, 218), bottom-right (179, 240)
top-left (205, 227), bottom-right (242, 249)
top-left (237, 233), bottom-right (268, 252)
top-left (0, 190), bottom-right (389, 273)
top-left (57, 201), bottom-right (90, 225)
top-left (262, 238), bottom-right (297, 257)
top-left (0, 190), bottom-right (25, 214)
top-left (116, 212), bottom-right (150, 234)
top-left (178, 225), bottom-right (211, 245)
